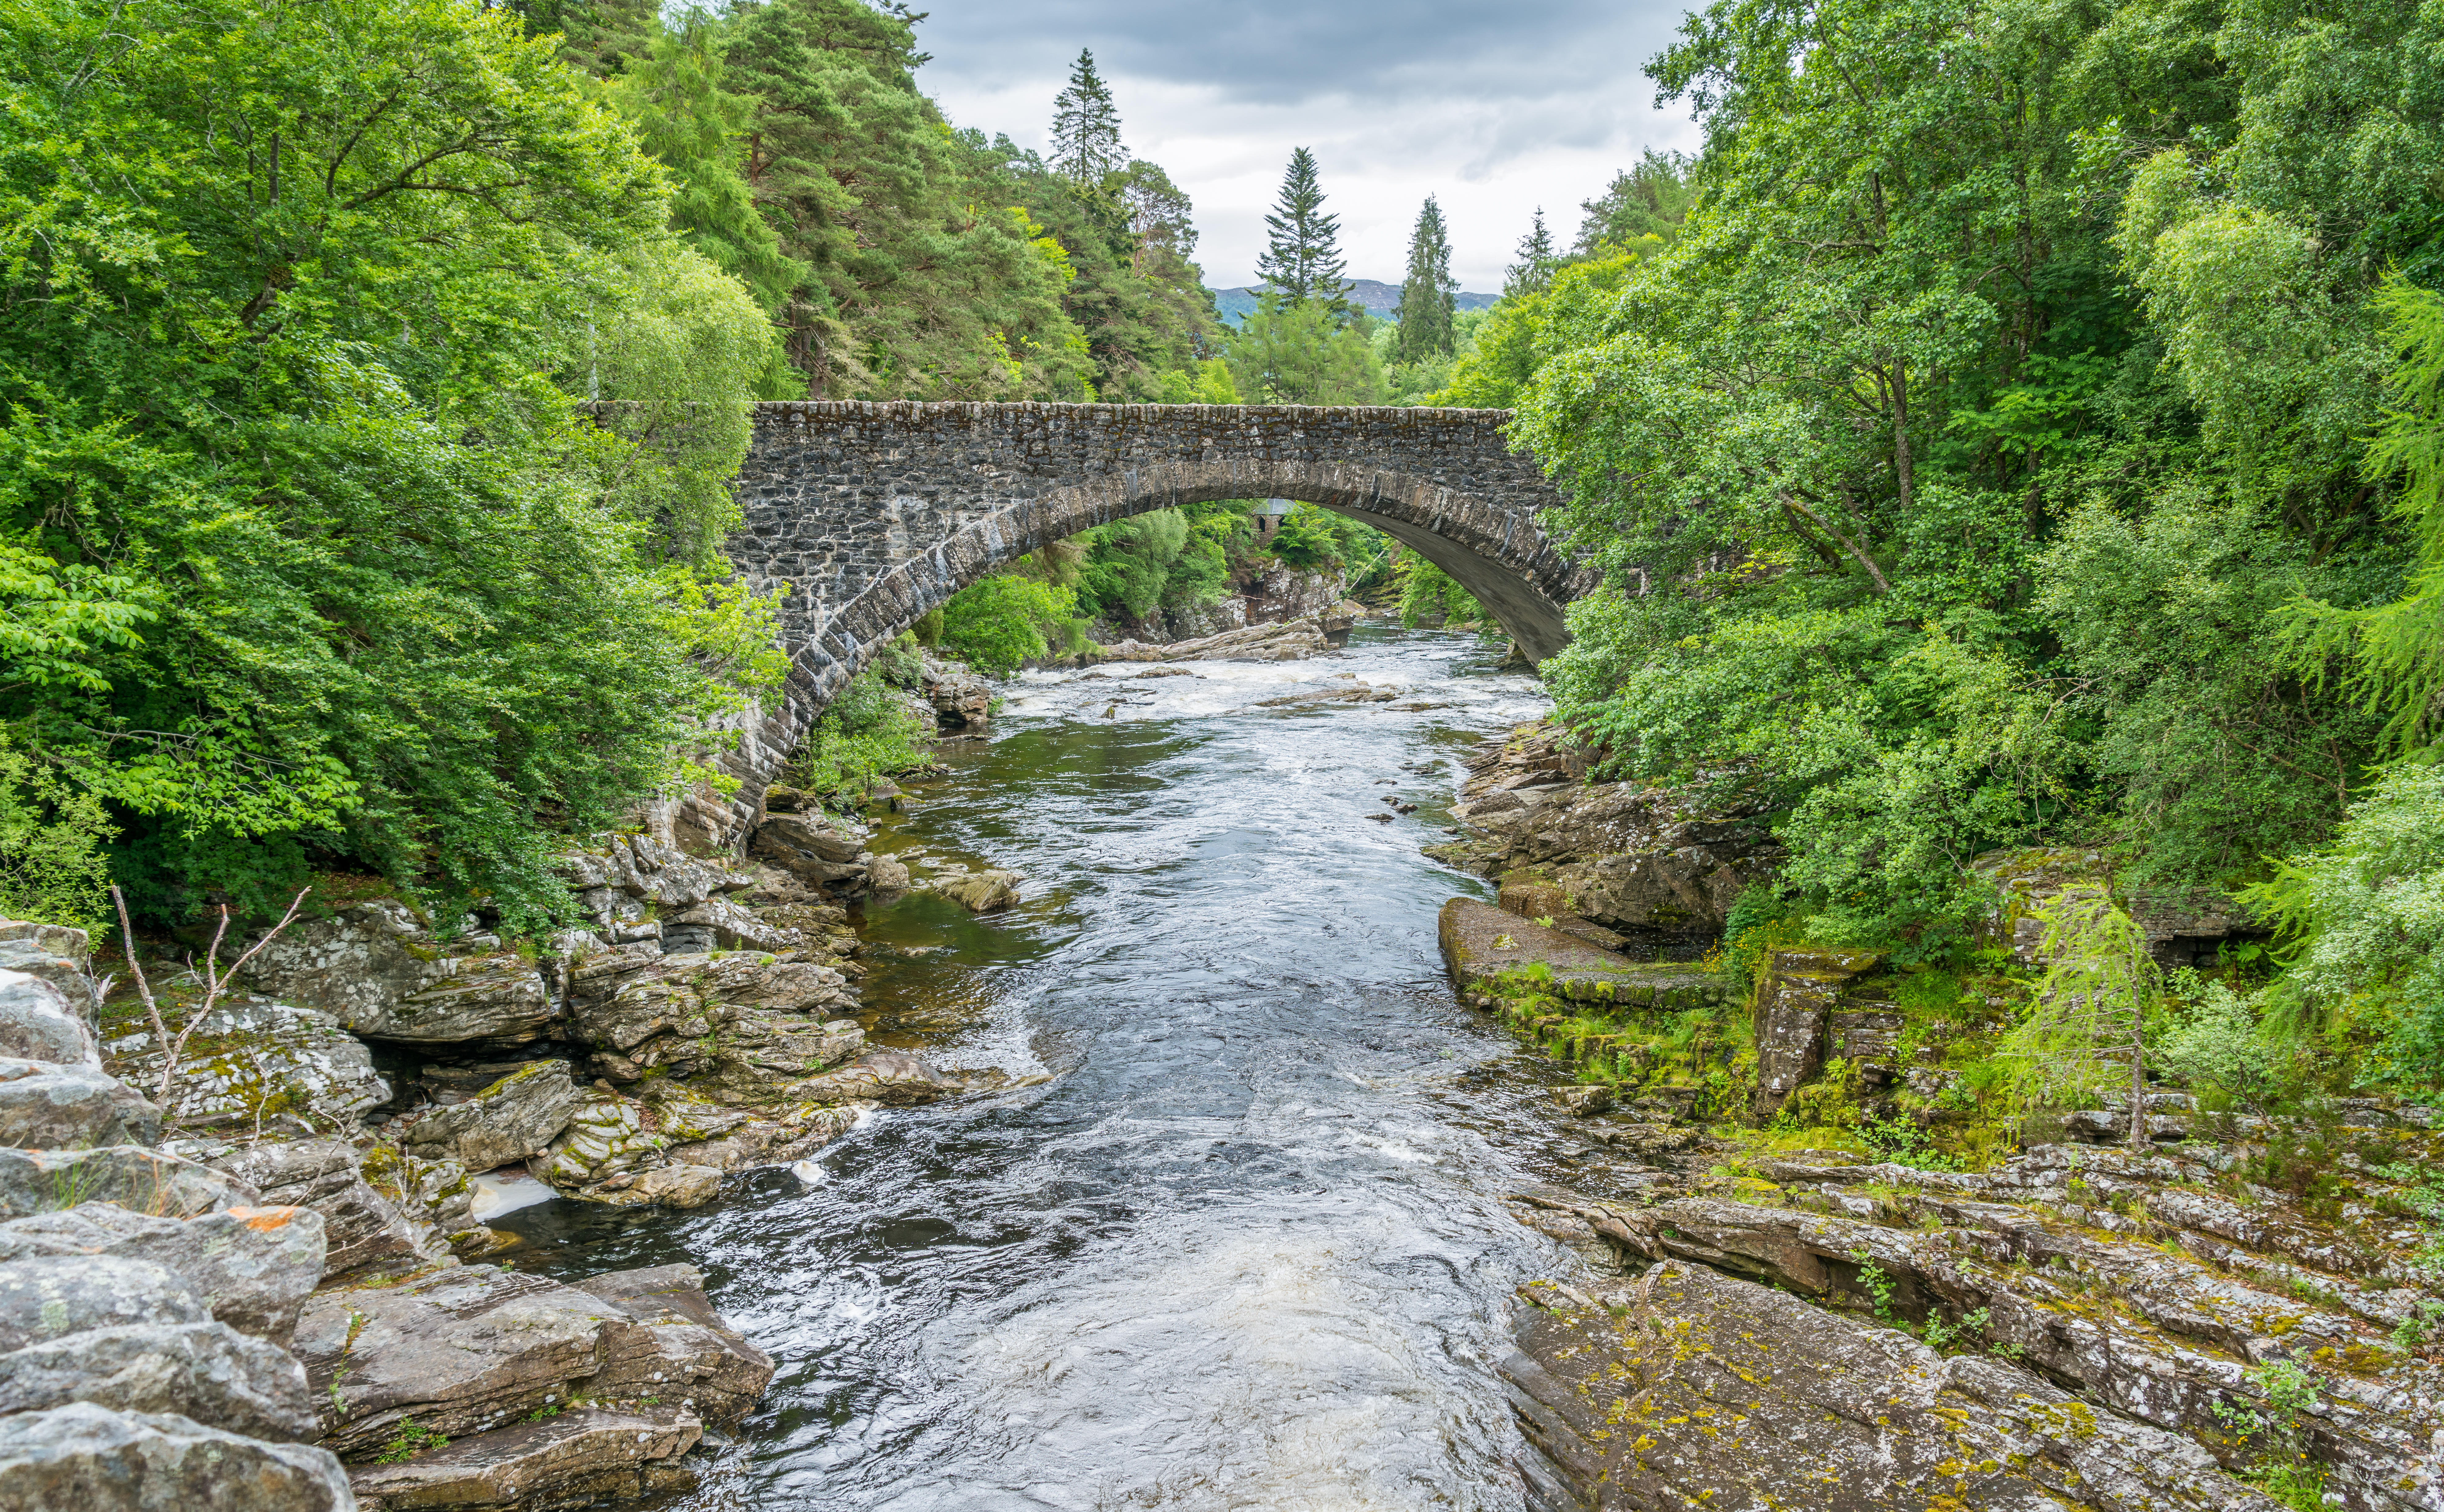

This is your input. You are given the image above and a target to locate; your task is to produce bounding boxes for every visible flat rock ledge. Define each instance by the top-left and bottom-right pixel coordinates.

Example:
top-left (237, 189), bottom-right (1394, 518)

top-left (1437, 899), bottom-right (1728, 1010)
top-left (1507, 1259), bottom-right (2280, 1511)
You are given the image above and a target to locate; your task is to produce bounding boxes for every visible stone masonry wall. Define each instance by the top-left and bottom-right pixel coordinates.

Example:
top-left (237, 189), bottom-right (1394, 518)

top-left (677, 400), bottom-right (1592, 852)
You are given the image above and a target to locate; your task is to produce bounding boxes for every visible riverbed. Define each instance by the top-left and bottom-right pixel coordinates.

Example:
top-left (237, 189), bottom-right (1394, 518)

top-left (500, 624), bottom-right (1589, 1510)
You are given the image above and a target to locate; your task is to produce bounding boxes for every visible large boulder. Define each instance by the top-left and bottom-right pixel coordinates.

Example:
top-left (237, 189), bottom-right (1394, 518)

top-left (1436, 899), bottom-right (1728, 1011)
top-left (0, 1144), bottom-right (256, 1221)
top-left (924, 867), bottom-right (1021, 914)
top-left (0, 1402), bottom-right (354, 1511)
top-left (197, 1137), bottom-right (446, 1278)
top-left (1747, 947), bottom-right (1882, 1120)
top-left (107, 994), bottom-right (389, 1134)
top-left (240, 898), bottom-right (554, 1045)
top-left (790, 1049), bottom-right (961, 1107)
top-left (1504, 1259), bottom-right (2277, 1511)
top-left (919, 659), bottom-right (993, 731)
top-left (347, 1404), bottom-right (700, 1511)
top-left (533, 1086), bottom-right (713, 1207)
top-left (572, 1263), bottom-right (775, 1425)
top-left (393, 1060), bottom-right (581, 1174)
top-left (0, 1203), bottom-right (323, 1345)
top-left (0, 921), bottom-right (98, 1026)
top-left (565, 952), bottom-right (861, 1098)
top-left (0, 1056), bottom-right (162, 1149)
top-left (296, 1260), bottom-right (771, 1458)
top-left (0, 1255), bottom-right (213, 1350)
top-left (0, 971), bottom-right (96, 1066)
top-left (749, 812), bottom-right (870, 886)
top-left (0, 1321), bottom-right (315, 1442)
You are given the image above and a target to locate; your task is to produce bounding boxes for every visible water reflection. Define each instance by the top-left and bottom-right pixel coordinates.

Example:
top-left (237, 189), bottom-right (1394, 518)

top-left (498, 626), bottom-right (1587, 1510)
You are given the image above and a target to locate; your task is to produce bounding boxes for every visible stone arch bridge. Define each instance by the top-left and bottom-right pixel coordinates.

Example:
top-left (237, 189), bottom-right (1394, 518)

top-left (686, 400), bottom-right (1593, 848)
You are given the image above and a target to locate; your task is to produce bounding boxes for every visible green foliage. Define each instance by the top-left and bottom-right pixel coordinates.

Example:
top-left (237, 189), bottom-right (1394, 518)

top-left (1254, 147), bottom-right (1350, 315)
top-left (0, 0), bottom-right (786, 929)
top-left (1395, 558), bottom-right (1483, 629)
top-left (2155, 970), bottom-right (2291, 1113)
top-left (375, 1417), bottom-right (449, 1464)
top-left (1158, 359), bottom-right (1240, 406)
top-left (2001, 889), bottom-right (2156, 1129)
top-left (1500, 0), bottom-right (2434, 968)
top-left (0, 733), bottom-right (115, 929)
top-left (603, 11), bottom-right (806, 320)
top-left (1049, 49), bottom-right (1125, 185)
top-left (2240, 763), bottom-right (2444, 1078)
top-left (786, 665), bottom-right (932, 805)
top-left (1267, 505), bottom-right (1362, 573)
top-left (938, 575), bottom-right (1082, 675)
top-left (2284, 275), bottom-right (2444, 759)
top-left (1228, 297), bottom-right (1385, 405)
top-left (1393, 198), bottom-right (1457, 364)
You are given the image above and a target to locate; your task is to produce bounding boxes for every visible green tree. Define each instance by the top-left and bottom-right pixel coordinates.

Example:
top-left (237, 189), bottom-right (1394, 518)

top-left (1255, 147), bottom-right (1350, 317)
top-left (606, 11), bottom-right (807, 322)
top-left (723, 0), bottom-right (1090, 399)
top-left (1228, 298), bottom-right (1385, 405)
top-left (1574, 151), bottom-right (1694, 255)
top-left (0, 0), bottom-right (785, 928)
top-left (1393, 197), bottom-right (1457, 364)
top-left (1049, 47), bottom-right (1127, 185)
top-left (1503, 210), bottom-right (1556, 299)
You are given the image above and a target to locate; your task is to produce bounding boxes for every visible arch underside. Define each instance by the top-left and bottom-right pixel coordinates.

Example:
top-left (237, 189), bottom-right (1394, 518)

top-left (680, 457), bottom-right (1591, 849)
top-left (802, 459), bottom-right (1585, 701)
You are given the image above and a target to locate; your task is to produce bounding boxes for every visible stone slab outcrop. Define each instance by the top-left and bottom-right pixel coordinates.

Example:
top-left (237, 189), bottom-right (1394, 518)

top-left (349, 1404), bottom-right (702, 1510)
top-left (0, 1402), bottom-right (353, 1512)
top-left (1506, 1259), bottom-right (2278, 1511)
top-left (1437, 899), bottom-right (1729, 1011)
top-left (296, 1260), bottom-right (774, 1459)
top-left (242, 898), bottom-right (555, 1046)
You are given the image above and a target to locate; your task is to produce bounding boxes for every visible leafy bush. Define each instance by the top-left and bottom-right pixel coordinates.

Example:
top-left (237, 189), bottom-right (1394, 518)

top-left (0, 734), bottom-right (116, 929)
top-left (2242, 763), bottom-right (2444, 1078)
top-left (786, 667), bottom-right (934, 805)
top-left (1395, 557), bottom-right (1484, 627)
top-left (938, 575), bottom-right (1083, 674)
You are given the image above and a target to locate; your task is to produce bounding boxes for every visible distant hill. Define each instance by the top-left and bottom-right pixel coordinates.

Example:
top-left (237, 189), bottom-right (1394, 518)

top-left (1209, 279), bottom-right (1499, 327)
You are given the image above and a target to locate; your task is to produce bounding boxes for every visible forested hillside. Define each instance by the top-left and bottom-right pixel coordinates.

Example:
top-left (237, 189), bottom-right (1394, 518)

top-left (1502, 0), bottom-right (2444, 1083)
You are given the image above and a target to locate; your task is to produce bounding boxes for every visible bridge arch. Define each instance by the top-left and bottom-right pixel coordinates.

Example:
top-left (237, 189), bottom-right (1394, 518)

top-left (683, 401), bottom-right (1593, 848)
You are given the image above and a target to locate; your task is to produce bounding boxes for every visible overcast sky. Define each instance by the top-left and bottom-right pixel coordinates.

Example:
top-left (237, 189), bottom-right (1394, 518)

top-left (905, 1), bottom-right (1706, 293)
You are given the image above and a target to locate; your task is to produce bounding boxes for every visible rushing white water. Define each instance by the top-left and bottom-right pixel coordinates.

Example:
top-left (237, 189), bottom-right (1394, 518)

top-left (501, 625), bottom-right (1589, 1511)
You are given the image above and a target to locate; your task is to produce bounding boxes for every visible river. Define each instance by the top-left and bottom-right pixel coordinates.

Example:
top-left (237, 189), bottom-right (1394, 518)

top-left (499, 624), bottom-right (1590, 1511)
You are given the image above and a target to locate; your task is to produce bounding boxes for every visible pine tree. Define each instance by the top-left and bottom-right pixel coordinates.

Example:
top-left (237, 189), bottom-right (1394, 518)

top-left (1255, 147), bottom-right (1350, 318)
top-left (1393, 196), bottom-right (1457, 363)
top-left (1504, 209), bottom-right (1555, 299)
top-left (1049, 49), bottom-right (1127, 185)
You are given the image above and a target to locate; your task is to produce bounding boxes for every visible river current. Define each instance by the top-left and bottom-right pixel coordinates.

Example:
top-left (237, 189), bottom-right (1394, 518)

top-left (500, 625), bottom-right (1589, 1511)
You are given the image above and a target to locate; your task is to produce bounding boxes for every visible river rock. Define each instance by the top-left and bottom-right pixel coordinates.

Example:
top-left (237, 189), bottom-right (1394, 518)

top-left (573, 1262), bottom-right (777, 1424)
top-left (0, 971), bottom-right (96, 1066)
top-left (925, 867), bottom-right (1020, 913)
top-left (0, 1254), bottom-right (212, 1350)
top-left (0, 1143), bottom-right (256, 1220)
top-left (1749, 947), bottom-right (1882, 1119)
top-left (348, 1404), bottom-right (702, 1510)
top-left (665, 894), bottom-right (792, 954)
top-left (394, 1060), bottom-right (581, 1173)
top-left (0, 1203), bottom-right (323, 1345)
top-left (1436, 899), bottom-right (1728, 1011)
top-left (1505, 1259), bottom-right (2277, 1510)
top-left (107, 993), bottom-right (388, 1133)
top-left (0, 1320), bottom-right (316, 1442)
top-left (241, 898), bottom-right (555, 1045)
top-left (533, 1086), bottom-right (688, 1204)
top-left (0, 1056), bottom-right (162, 1149)
top-left (750, 812), bottom-right (869, 883)
top-left (367, 1145), bottom-right (474, 1239)
top-left (299, 1259), bottom-right (770, 1456)
top-left (921, 657), bottom-right (993, 731)
top-left (867, 854), bottom-right (912, 899)
top-left (0, 921), bottom-right (97, 1024)
top-left (791, 1048), bottom-right (960, 1106)
top-left (0, 1401), bottom-right (354, 1511)
top-left (196, 1137), bottom-right (446, 1278)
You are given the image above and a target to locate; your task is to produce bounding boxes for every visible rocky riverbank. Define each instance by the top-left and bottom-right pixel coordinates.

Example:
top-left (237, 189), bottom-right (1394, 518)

top-left (0, 619), bottom-right (1395, 1507)
top-left (1433, 722), bottom-right (2444, 1511)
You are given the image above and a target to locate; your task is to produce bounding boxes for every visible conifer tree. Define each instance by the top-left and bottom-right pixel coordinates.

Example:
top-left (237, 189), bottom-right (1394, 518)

top-left (1503, 209), bottom-right (1555, 298)
top-left (1050, 49), bottom-right (1127, 185)
top-left (1255, 147), bottom-right (1350, 318)
top-left (1393, 196), bottom-right (1457, 363)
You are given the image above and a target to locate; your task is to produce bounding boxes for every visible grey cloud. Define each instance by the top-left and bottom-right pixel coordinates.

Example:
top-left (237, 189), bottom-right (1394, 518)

top-left (911, 0), bottom-right (1692, 109)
